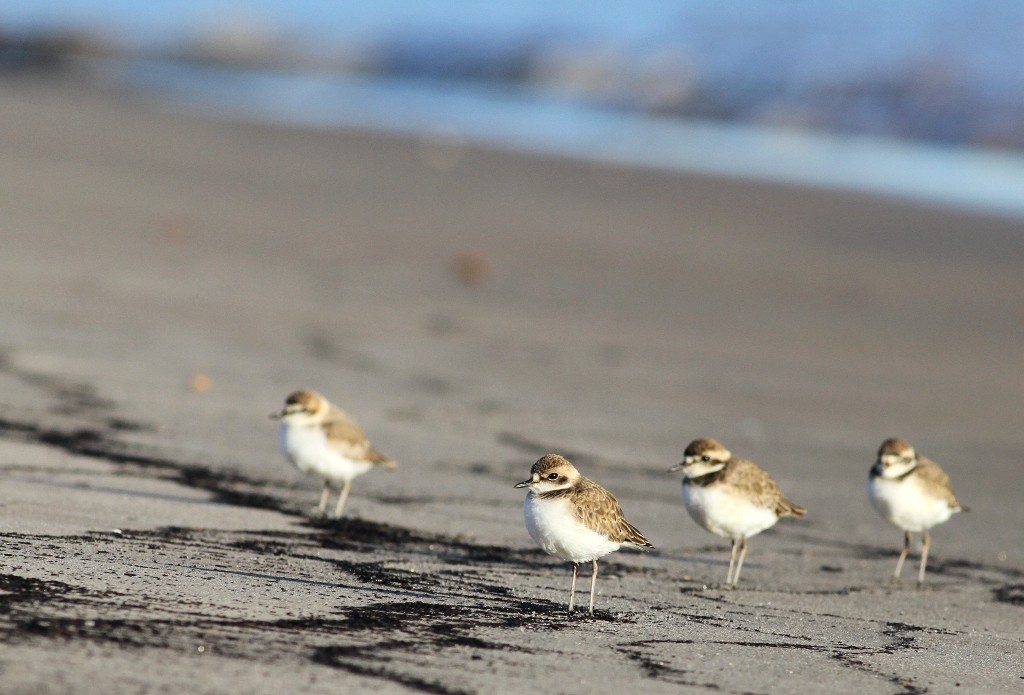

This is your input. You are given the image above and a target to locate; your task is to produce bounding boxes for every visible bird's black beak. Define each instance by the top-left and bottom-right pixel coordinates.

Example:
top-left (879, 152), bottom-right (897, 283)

top-left (514, 479), bottom-right (532, 489)
top-left (269, 411), bottom-right (283, 420)
top-left (667, 462), bottom-right (685, 472)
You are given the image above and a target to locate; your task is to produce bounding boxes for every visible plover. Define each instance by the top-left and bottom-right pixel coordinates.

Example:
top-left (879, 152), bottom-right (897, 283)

top-left (669, 438), bottom-right (805, 587)
top-left (272, 389), bottom-right (396, 517)
top-left (515, 454), bottom-right (653, 614)
top-left (868, 437), bottom-right (964, 584)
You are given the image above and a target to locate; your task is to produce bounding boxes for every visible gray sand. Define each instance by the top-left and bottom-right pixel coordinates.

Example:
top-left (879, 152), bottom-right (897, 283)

top-left (1, 75), bottom-right (1022, 694)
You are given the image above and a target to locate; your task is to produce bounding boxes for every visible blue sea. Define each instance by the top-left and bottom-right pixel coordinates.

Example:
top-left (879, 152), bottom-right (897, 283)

top-left (3, 1), bottom-right (1024, 218)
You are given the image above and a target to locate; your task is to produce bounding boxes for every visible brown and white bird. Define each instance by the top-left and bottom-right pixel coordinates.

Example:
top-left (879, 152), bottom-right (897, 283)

top-left (272, 389), bottom-right (396, 517)
top-left (515, 454), bottom-right (653, 614)
top-left (669, 438), bottom-right (806, 587)
top-left (868, 437), bottom-right (964, 584)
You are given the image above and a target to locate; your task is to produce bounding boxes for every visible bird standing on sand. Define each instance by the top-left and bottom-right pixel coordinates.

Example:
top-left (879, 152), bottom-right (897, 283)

top-left (868, 437), bottom-right (964, 584)
top-left (272, 389), bottom-right (396, 518)
top-left (516, 454), bottom-right (654, 615)
top-left (669, 438), bottom-right (806, 587)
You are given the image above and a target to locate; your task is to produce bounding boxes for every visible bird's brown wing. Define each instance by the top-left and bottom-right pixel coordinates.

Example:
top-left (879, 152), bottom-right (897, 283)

top-left (322, 406), bottom-right (396, 468)
top-left (724, 459), bottom-right (806, 518)
top-left (573, 480), bottom-right (654, 548)
top-left (916, 457), bottom-right (960, 510)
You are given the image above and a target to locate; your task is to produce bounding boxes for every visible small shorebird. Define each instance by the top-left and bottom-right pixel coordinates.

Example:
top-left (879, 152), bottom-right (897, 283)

top-left (669, 438), bottom-right (805, 587)
top-left (272, 389), bottom-right (396, 517)
top-left (515, 454), bottom-right (653, 614)
top-left (868, 437), bottom-right (964, 584)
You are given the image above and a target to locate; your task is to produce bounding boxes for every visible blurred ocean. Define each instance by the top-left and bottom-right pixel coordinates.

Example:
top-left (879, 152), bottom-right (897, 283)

top-left (3, 1), bottom-right (1023, 218)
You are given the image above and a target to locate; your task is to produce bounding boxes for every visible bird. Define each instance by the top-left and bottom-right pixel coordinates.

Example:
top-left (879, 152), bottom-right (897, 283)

top-left (669, 438), bottom-right (805, 587)
top-left (868, 437), bottom-right (964, 584)
top-left (515, 454), bottom-right (653, 615)
top-left (272, 389), bottom-right (395, 518)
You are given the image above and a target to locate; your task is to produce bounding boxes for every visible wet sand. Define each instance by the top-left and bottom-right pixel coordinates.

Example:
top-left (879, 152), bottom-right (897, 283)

top-left (1, 73), bottom-right (1023, 694)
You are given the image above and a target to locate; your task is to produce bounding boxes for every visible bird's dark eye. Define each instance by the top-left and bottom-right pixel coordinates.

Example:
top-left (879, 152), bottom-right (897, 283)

top-left (701, 455), bottom-right (710, 462)
top-left (547, 473), bottom-right (559, 480)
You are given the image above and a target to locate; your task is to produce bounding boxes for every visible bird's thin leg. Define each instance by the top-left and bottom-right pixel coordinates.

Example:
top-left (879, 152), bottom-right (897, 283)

top-left (333, 479), bottom-right (352, 518)
top-left (917, 529), bottom-right (931, 585)
top-left (726, 539), bottom-right (739, 586)
top-left (568, 562), bottom-right (579, 614)
top-left (317, 480), bottom-right (331, 514)
top-left (588, 559), bottom-right (599, 615)
top-left (733, 537), bottom-right (749, 587)
top-left (894, 531), bottom-right (911, 579)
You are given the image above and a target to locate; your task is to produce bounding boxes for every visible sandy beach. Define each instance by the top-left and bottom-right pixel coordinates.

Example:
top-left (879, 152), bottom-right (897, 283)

top-left (1, 73), bottom-right (1022, 694)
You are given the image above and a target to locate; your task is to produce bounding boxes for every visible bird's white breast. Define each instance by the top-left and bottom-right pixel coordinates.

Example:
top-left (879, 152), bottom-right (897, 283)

top-left (523, 493), bottom-right (620, 563)
top-left (682, 482), bottom-right (778, 540)
top-left (868, 475), bottom-right (954, 532)
top-left (278, 422), bottom-right (372, 482)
